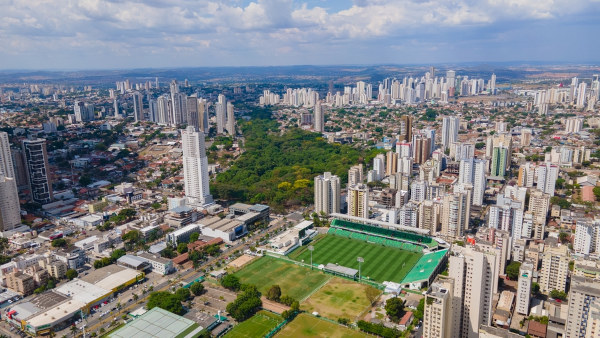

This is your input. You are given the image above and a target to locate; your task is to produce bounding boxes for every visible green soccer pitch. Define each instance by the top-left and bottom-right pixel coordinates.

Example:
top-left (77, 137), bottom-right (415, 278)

top-left (289, 235), bottom-right (422, 283)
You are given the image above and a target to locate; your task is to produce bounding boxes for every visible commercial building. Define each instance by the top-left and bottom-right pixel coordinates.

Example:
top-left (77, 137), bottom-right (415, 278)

top-left (22, 138), bottom-right (53, 204)
top-left (137, 253), bottom-right (173, 275)
top-left (165, 223), bottom-right (201, 246)
top-left (117, 255), bottom-right (151, 272)
top-left (539, 245), bottom-right (569, 293)
top-left (198, 216), bottom-right (246, 243)
top-left (107, 307), bottom-right (204, 338)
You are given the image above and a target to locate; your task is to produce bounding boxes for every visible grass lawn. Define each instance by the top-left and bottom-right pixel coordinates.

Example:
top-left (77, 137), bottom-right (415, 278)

top-left (234, 256), bottom-right (331, 300)
top-left (290, 235), bottom-right (422, 283)
top-left (276, 313), bottom-right (368, 338)
top-left (224, 311), bottom-right (283, 338)
top-left (301, 278), bottom-right (379, 321)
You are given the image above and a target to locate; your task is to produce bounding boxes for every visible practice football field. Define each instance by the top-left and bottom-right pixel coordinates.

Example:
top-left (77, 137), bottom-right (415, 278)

top-left (224, 311), bottom-right (283, 338)
top-left (290, 235), bottom-right (422, 283)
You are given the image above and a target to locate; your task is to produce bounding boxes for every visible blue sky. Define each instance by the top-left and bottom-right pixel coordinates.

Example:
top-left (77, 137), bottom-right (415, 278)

top-left (1, 0), bottom-right (599, 70)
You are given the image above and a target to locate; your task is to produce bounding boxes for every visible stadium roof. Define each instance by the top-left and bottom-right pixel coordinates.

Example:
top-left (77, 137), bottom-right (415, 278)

top-left (330, 213), bottom-right (430, 235)
top-left (401, 249), bottom-right (448, 284)
top-left (323, 263), bottom-right (358, 277)
top-left (108, 307), bottom-right (202, 338)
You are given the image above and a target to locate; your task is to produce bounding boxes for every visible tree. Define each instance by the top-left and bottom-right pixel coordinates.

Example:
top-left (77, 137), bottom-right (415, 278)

top-left (414, 298), bottom-right (425, 320)
top-left (384, 297), bottom-right (404, 322)
top-left (221, 274), bottom-right (241, 291)
top-left (66, 269), bottom-right (78, 280)
top-left (175, 288), bottom-right (191, 302)
top-left (531, 282), bottom-right (540, 295)
top-left (189, 233), bottom-right (200, 243)
top-left (190, 282), bottom-right (204, 296)
top-left (559, 232), bottom-right (569, 244)
top-left (226, 285), bottom-right (262, 322)
top-left (133, 293), bottom-right (139, 301)
top-left (555, 178), bottom-right (565, 190)
top-left (150, 202), bottom-right (161, 210)
top-left (594, 186), bottom-right (600, 201)
top-left (506, 261), bottom-right (521, 280)
top-left (550, 289), bottom-right (567, 301)
top-left (70, 325), bottom-right (77, 337)
top-left (266, 285), bottom-right (282, 302)
top-left (122, 230), bottom-right (142, 243)
top-left (52, 238), bottom-right (67, 248)
top-left (177, 242), bottom-right (188, 254)
top-left (147, 291), bottom-right (184, 315)
top-left (365, 286), bottom-right (380, 306)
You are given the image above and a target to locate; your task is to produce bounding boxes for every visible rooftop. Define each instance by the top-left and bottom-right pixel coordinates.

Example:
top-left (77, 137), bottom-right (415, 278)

top-left (108, 307), bottom-right (201, 338)
top-left (401, 249), bottom-right (448, 284)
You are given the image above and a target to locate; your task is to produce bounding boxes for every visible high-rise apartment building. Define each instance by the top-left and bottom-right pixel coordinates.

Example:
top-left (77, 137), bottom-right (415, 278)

top-left (216, 94), bottom-right (227, 134)
top-left (0, 175), bottom-right (20, 232)
top-left (449, 245), bottom-right (499, 338)
top-left (458, 158), bottom-right (487, 206)
top-left (516, 262), bottom-right (533, 315)
top-left (423, 276), bottom-right (454, 338)
top-left (372, 154), bottom-right (385, 180)
top-left (185, 96), bottom-right (200, 131)
top-left (314, 172), bottom-right (340, 216)
top-left (566, 276), bottom-right (600, 337)
top-left (441, 116), bottom-right (460, 151)
top-left (347, 184), bottom-right (369, 219)
top-left (347, 164), bottom-right (363, 187)
top-left (490, 144), bottom-right (509, 179)
top-left (386, 151), bottom-right (397, 175)
top-left (0, 132), bottom-right (15, 178)
top-left (314, 101), bottom-right (324, 132)
top-left (132, 91), bottom-right (144, 122)
top-left (539, 245), bottom-right (569, 294)
top-left (441, 192), bottom-right (470, 239)
top-left (398, 115), bottom-right (413, 142)
top-left (419, 199), bottom-right (440, 235)
top-left (535, 162), bottom-right (558, 196)
top-left (413, 135), bottom-right (431, 164)
top-left (226, 102), bottom-right (235, 136)
top-left (528, 189), bottom-right (550, 240)
top-left (181, 126), bottom-right (212, 206)
top-left (22, 139), bottom-right (53, 204)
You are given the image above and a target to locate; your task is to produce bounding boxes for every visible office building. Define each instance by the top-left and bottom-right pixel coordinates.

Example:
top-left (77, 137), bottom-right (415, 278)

top-left (314, 100), bottom-right (324, 132)
top-left (181, 126), bottom-right (213, 206)
top-left (347, 184), bottom-right (369, 219)
top-left (441, 192), bottom-right (470, 239)
top-left (314, 172), bottom-right (341, 216)
top-left (539, 245), bottom-right (569, 294)
top-left (528, 189), bottom-right (550, 240)
top-left (516, 262), bottom-right (533, 315)
top-left (0, 175), bottom-right (21, 232)
top-left (441, 116), bottom-right (460, 151)
top-left (449, 245), bottom-right (499, 338)
top-left (566, 276), bottom-right (600, 337)
top-left (22, 138), bottom-right (53, 204)
top-left (423, 276), bottom-right (454, 338)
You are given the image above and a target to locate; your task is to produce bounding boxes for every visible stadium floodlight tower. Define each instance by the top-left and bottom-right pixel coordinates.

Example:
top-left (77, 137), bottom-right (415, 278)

top-left (308, 245), bottom-right (314, 270)
top-left (357, 257), bottom-right (364, 280)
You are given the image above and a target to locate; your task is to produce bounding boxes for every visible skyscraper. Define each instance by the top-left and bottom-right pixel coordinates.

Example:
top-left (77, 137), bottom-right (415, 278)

top-left (386, 151), bottom-right (397, 175)
top-left (458, 158), bottom-right (487, 206)
top-left (186, 96), bottom-right (200, 131)
top-left (216, 94), bottom-right (227, 134)
top-left (372, 154), bottom-right (385, 181)
top-left (226, 102), bottom-right (235, 136)
top-left (22, 138), bottom-right (53, 204)
top-left (0, 132), bottom-right (15, 178)
top-left (347, 184), bottom-right (369, 219)
top-left (528, 189), bottom-right (550, 240)
top-left (0, 175), bottom-right (20, 232)
top-left (398, 115), bottom-right (412, 142)
top-left (423, 276), bottom-right (454, 338)
top-left (181, 126), bottom-right (213, 206)
top-left (132, 91), bottom-right (144, 122)
top-left (449, 245), bottom-right (499, 338)
top-left (314, 172), bottom-right (340, 216)
top-left (535, 162), bottom-right (558, 196)
top-left (314, 101), bottom-right (324, 132)
top-left (413, 135), bottom-right (431, 164)
top-left (441, 116), bottom-right (460, 151)
top-left (489, 73), bottom-right (496, 95)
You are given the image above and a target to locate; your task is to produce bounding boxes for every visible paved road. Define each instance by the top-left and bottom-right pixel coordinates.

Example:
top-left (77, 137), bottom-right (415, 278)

top-left (80, 215), bottom-right (292, 336)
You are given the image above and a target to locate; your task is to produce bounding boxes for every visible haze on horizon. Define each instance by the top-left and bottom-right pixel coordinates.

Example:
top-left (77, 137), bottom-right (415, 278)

top-left (1, 0), bottom-right (599, 70)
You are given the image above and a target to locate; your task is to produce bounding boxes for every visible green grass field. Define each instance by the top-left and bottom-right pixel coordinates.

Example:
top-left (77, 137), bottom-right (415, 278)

top-left (234, 256), bottom-right (331, 300)
top-left (224, 311), bottom-right (283, 338)
top-left (276, 313), bottom-right (368, 338)
top-left (290, 235), bottom-right (422, 283)
top-left (301, 277), bottom-right (380, 321)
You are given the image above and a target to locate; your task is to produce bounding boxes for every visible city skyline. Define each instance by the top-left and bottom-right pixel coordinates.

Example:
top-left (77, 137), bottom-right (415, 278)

top-left (1, 0), bottom-right (599, 70)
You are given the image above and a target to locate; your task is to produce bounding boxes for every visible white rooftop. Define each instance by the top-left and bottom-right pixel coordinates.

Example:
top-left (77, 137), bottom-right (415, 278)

top-left (55, 279), bottom-right (110, 304)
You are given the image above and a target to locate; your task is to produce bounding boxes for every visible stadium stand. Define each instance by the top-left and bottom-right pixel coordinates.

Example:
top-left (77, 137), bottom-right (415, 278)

top-left (330, 219), bottom-right (438, 249)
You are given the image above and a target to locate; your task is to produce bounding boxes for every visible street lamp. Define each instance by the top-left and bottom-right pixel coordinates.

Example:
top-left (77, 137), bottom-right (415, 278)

top-left (357, 257), bottom-right (364, 281)
top-left (308, 245), bottom-right (314, 270)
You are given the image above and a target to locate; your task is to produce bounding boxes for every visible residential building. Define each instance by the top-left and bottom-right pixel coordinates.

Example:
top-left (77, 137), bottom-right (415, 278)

top-left (6, 271), bottom-right (35, 296)
top-left (423, 276), bottom-right (454, 338)
top-left (516, 262), bottom-right (533, 315)
top-left (566, 276), bottom-right (600, 337)
top-left (314, 172), bottom-right (341, 216)
top-left (0, 175), bottom-right (21, 232)
top-left (348, 164), bottom-right (363, 187)
top-left (539, 245), bottom-right (569, 293)
top-left (181, 126), bottom-right (213, 206)
top-left (441, 116), bottom-right (460, 150)
top-left (441, 192), bottom-right (470, 239)
top-left (528, 189), bottom-right (550, 240)
top-left (22, 138), bottom-right (53, 204)
top-left (347, 184), bottom-right (369, 219)
top-left (490, 144), bottom-right (509, 179)
top-left (535, 162), bottom-right (559, 196)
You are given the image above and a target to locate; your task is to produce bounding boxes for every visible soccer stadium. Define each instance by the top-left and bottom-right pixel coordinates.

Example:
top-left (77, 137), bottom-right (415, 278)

top-left (288, 217), bottom-right (448, 289)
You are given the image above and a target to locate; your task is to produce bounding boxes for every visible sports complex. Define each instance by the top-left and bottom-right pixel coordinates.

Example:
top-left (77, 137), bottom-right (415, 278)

top-left (287, 217), bottom-right (448, 289)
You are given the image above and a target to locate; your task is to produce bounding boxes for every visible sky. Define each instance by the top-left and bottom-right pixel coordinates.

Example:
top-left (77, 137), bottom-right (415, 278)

top-left (1, 0), bottom-right (599, 70)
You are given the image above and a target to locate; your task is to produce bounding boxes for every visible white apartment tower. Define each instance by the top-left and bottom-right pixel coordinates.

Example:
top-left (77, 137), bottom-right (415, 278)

top-left (441, 192), bottom-right (470, 239)
top-left (423, 277), bottom-right (455, 338)
top-left (226, 102), bottom-right (235, 136)
top-left (0, 132), bottom-right (15, 178)
top-left (441, 116), bottom-right (460, 151)
top-left (348, 164), bottom-right (363, 187)
top-left (539, 245), bottom-right (569, 293)
top-left (535, 162), bottom-right (559, 196)
top-left (458, 158), bottom-right (487, 206)
top-left (566, 276), bottom-right (600, 338)
top-left (181, 126), bottom-right (213, 206)
top-left (0, 175), bottom-right (20, 232)
top-left (516, 262), bottom-right (533, 315)
top-left (314, 100), bottom-right (324, 132)
top-left (449, 245), bottom-right (499, 338)
top-left (314, 172), bottom-right (340, 216)
top-left (216, 94), bottom-right (227, 134)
